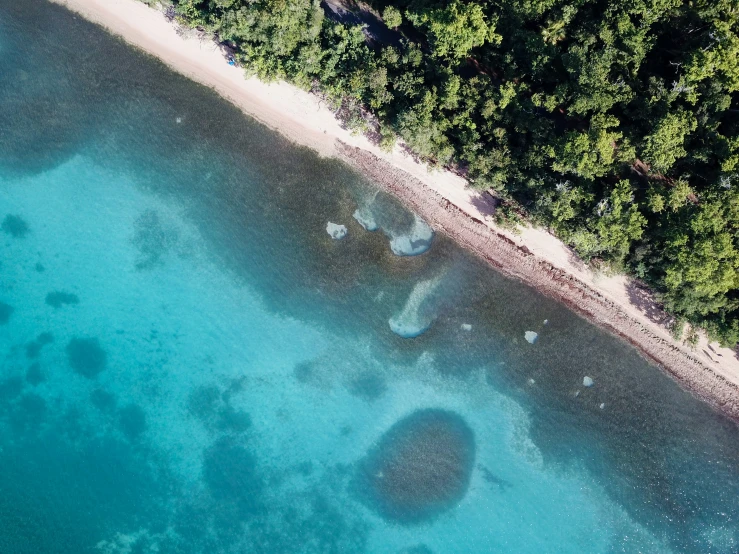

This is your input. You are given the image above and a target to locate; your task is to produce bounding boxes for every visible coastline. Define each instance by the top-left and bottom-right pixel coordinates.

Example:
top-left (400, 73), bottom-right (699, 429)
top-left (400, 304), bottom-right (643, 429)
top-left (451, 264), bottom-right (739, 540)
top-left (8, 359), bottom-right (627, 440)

top-left (49, 0), bottom-right (739, 419)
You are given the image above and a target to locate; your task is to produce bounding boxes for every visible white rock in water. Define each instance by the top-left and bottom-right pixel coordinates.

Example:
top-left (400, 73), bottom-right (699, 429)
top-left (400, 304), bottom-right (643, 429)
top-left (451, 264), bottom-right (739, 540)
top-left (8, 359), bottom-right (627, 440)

top-left (583, 376), bottom-right (594, 387)
top-left (527, 378), bottom-right (536, 385)
top-left (461, 323), bottom-right (472, 331)
top-left (389, 273), bottom-right (444, 338)
top-left (574, 390), bottom-right (580, 397)
top-left (599, 403), bottom-right (605, 409)
top-left (388, 214), bottom-right (434, 256)
top-left (326, 222), bottom-right (347, 240)
top-left (543, 319), bottom-right (549, 325)
top-left (352, 207), bottom-right (378, 231)
top-left (525, 331), bottom-right (538, 344)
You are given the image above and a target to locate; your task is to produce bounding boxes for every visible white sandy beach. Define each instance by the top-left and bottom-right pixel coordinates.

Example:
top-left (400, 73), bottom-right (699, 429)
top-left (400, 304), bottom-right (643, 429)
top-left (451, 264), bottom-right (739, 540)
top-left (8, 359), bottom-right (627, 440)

top-left (50, 0), bottom-right (739, 417)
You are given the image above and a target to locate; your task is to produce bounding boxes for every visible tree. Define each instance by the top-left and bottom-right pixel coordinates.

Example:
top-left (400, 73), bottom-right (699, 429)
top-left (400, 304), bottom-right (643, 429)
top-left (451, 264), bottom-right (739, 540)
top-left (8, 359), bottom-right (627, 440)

top-left (383, 6), bottom-right (402, 29)
top-left (406, 1), bottom-right (501, 60)
top-left (641, 111), bottom-right (697, 173)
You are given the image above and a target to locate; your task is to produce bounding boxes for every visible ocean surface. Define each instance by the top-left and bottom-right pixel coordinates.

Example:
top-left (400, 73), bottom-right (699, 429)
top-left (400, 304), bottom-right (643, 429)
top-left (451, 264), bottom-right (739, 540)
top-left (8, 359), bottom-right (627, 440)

top-left (1, 2), bottom-right (738, 553)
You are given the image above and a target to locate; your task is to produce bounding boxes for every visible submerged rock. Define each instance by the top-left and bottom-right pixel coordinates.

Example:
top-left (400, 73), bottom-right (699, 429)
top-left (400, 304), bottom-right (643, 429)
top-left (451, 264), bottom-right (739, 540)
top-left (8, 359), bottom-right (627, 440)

top-left (388, 214), bottom-right (434, 256)
top-left (326, 222), bottom-right (348, 240)
top-left (461, 323), bottom-right (472, 331)
top-left (353, 408), bottom-right (475, 524)
top-left (389, 274), bottom-right (445, 338)
top-left (524, 331), bottom-right (538, 344)
top-left (352, 207), bottom-right (379, 231)
top-left (583, 376), bottom-right (594, 387)
top-left (351, 189), bottom-right (434, 255)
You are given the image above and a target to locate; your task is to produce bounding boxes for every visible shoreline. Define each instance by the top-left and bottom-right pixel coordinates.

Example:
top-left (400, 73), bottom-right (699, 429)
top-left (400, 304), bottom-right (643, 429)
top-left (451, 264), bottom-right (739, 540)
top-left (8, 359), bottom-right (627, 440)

top-left (338, 143), bottom-right (739, 418)
top-left (50, 0), bottom-right (739, 419)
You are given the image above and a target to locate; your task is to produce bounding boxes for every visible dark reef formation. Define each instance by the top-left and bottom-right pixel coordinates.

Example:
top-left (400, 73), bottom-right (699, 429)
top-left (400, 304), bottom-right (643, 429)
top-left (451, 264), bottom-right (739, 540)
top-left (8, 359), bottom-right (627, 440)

top-left (26, 332), bottom-right (54, 358)
top-left (203, 437), bottom-right (263, 518)
top-left (348, 371), bottom-right (387, 402)
top-left (66, 337), bottom-right (107, 379)
top-left (353, 409), bottom-right (475, 524)
top-left (1, 214), bottom-right (29, 238)
top-left (187, 384), bottom-right (251, 434)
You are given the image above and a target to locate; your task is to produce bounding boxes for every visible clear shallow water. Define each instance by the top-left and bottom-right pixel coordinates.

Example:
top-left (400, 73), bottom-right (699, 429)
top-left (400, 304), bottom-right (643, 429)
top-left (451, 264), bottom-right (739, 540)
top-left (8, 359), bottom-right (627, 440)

top-left (1, 2), bottom-right (738, 553)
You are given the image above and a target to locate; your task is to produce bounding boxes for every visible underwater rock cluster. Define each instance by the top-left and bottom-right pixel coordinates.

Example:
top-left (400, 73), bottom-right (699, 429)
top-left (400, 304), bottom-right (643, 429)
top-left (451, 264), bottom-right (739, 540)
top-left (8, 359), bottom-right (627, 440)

top-left (352, 193), bottom-right (434, 256)
top-left (353, 409), bottom-right (476, 524)
top-left (326, 221), bottom-right (348, 240)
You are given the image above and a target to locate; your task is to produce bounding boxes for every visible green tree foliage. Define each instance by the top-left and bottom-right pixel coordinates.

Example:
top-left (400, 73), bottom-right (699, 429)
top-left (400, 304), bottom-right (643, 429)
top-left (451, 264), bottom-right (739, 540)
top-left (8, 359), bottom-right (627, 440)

top-left (642, 111), bottom-right (697, 174)
top-left (383, 6), bottom-right (403, 28)
top-left (169, 0), bottom-right (739, 346)
top-left (405, 1), bottom-right (501, 59)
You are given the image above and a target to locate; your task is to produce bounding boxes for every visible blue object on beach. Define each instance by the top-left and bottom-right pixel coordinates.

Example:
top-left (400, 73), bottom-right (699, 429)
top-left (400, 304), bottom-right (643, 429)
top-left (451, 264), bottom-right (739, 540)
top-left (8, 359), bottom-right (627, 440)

top-left (228, 58), bottom-right (236, 66)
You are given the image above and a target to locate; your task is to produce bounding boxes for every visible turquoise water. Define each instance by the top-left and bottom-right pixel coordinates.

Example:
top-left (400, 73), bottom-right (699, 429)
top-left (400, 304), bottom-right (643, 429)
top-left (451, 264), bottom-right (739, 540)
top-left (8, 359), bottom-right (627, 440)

top-left (1, 2), bottom-right (738, 552)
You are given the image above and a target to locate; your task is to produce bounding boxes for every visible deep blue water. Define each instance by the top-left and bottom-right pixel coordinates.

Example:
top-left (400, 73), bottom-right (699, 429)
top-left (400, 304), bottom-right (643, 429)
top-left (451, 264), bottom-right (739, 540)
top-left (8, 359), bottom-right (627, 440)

top-left (1, 2), bottom-right (738, 552)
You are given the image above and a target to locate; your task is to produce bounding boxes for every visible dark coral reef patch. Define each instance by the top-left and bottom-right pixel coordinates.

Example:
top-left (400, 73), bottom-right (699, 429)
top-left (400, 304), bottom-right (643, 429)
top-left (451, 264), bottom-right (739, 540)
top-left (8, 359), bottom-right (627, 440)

top-left (353, 408), bottom-right (475, 524)
top-left (66, 337), bottom-right (107, 379)
top-left (1, 214), bottom-right (29, 238)
top-left (26, 332), bottom-right (54, 358)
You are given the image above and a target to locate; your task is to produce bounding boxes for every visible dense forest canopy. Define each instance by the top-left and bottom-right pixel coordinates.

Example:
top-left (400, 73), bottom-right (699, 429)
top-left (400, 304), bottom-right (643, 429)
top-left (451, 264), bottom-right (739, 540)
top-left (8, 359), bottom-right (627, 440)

top-left (170, 0), bottom-right (739, 346)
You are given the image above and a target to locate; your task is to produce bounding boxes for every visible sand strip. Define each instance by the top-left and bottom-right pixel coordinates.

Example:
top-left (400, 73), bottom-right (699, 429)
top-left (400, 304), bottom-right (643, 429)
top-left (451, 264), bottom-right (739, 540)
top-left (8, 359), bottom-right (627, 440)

top-left (49, 0), bottom-right (739, 419)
